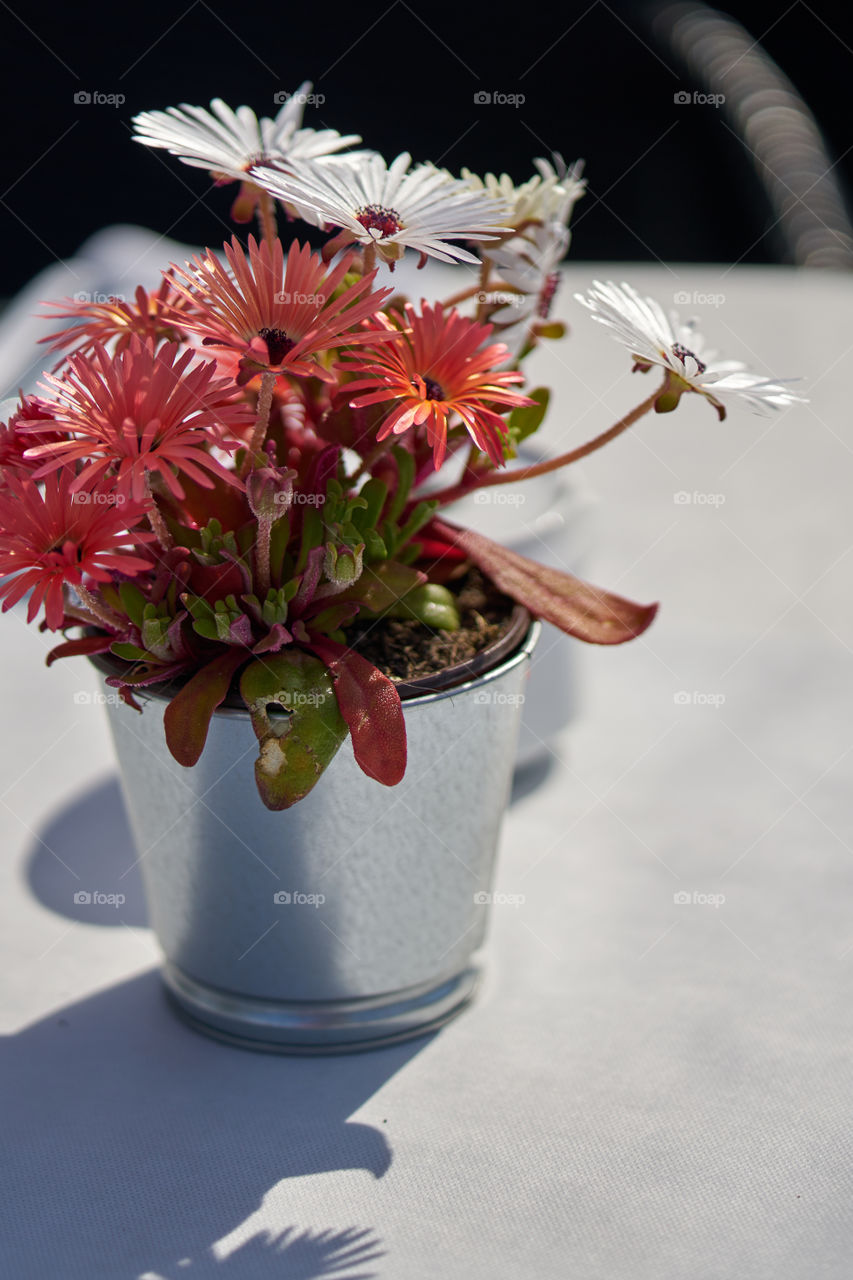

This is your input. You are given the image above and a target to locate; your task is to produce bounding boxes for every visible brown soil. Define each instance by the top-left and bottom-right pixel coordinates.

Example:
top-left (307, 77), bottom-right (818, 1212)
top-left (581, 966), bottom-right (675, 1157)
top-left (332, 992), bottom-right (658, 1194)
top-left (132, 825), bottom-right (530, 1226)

top-left (345, 569), bottom-right (517, 684)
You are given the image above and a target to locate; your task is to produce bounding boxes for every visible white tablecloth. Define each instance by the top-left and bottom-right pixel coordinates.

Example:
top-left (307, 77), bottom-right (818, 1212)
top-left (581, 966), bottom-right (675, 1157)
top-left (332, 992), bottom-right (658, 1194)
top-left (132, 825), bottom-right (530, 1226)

top-left (1, 242), bottom-right (850, 1279)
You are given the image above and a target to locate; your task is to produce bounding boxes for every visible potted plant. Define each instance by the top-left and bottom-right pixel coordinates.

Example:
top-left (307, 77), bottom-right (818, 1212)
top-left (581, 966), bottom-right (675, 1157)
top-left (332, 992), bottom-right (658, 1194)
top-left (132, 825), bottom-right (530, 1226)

top-left (0, 85), bottom-right (803, 1052)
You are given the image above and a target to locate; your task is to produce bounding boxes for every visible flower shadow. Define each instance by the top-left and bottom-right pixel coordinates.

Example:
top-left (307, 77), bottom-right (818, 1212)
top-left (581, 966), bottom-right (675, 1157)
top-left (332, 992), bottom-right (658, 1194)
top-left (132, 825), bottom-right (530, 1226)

top-left (1, 970), bottom-right (426, 1277)
top-left (157, 1224), bottom-right (384, 1278)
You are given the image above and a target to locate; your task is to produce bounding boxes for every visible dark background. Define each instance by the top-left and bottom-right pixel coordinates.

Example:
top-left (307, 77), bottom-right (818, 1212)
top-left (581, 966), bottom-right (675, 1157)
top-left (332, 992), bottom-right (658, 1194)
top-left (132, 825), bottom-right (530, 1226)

top-left (2, 0), bottom-right (852, 293)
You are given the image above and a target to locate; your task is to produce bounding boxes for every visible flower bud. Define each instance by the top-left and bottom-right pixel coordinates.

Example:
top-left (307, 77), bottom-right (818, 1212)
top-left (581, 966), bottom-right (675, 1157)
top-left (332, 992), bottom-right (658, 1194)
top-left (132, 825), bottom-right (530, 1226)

top-left (246, 461), bottom-right (297, 521)
top-left (324, 541), bottom-right (364, 587)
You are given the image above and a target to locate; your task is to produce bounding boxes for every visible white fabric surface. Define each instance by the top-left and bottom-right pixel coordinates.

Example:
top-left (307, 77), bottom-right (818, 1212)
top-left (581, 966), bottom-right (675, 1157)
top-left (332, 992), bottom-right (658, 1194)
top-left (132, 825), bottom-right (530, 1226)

top-left (0, 239), bottom-right (850, 1279)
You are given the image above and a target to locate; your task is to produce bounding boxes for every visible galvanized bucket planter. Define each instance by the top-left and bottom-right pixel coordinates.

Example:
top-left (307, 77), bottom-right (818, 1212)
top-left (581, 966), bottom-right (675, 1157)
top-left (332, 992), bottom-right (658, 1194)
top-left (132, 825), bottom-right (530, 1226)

top-left (97, 614), bottom-right (540, 1054)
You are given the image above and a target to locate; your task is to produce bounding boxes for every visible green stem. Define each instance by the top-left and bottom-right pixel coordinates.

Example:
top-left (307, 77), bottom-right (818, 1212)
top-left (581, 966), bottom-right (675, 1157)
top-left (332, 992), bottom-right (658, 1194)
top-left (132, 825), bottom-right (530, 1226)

top-left (362, 242), bottom-right (377, 275)
top-left (241, 370), bottom-right (276, 478)
top-left (427, 381), bottom-right (665, 508)
top-left (144, 472), bottom-right (174, 550)
top-left (255, 516), bottom-right (272, 596)
top-left (257, 190), bottom-right (278, 249)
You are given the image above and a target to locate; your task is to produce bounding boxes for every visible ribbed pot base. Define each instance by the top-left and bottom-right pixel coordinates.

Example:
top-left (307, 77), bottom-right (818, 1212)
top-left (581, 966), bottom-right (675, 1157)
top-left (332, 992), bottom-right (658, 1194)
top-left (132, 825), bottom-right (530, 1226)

top-left (162, 962), bottom-right (480, 1054)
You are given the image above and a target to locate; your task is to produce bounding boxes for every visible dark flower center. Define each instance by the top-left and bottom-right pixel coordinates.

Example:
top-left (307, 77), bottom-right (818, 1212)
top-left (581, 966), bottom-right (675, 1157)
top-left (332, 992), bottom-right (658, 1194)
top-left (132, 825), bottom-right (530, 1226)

top-left (414, 375), bottom-right (444, 401)
top-left (259, 327), bottom-right (295, 365)
top-left (537, 272), bottom-right (561, 319)
top-left (355, 204), bottom-right (403, 239)
top-left (672, 342), bottom-right (706, 374)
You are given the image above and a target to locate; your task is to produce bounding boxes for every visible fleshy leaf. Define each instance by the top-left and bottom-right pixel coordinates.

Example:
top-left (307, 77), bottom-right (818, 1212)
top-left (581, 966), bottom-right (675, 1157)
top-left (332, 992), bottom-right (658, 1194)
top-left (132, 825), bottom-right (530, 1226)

top-left (430, 518), bottom-right (658, 644)
top-left (507, 387), bottom-right (550, 447)
top-left (380, 582), bottom-right (460, 630)
top-left (329, 559), bottom-right (426, 613)
top-left (46, 634), bottom-right (115, 667)
top-left (239, 650), bottom-right (348, 810)
top-left (163, 647), bottom-right (249, 767)
top-left (310, 637), bottom-right (407, 787)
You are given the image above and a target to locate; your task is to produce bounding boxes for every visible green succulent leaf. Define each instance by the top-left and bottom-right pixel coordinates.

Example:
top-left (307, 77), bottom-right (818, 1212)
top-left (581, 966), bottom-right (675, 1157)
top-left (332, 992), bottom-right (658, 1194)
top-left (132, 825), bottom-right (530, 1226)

top-left (382, 583), bottom-right (460, 630)
top-left (507, 387), bottom-right (550, 448)
top-left (239, 651), bottom-right (348, 809)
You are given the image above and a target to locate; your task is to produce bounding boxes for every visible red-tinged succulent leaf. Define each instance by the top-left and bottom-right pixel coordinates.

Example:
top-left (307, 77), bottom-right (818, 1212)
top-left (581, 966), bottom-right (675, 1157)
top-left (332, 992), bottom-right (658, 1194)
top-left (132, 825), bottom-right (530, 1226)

top-left (252, 623), bottom-right (293, 654)
top-left (309, 636), bottom-right (407, 786)
top-left (430, 518), bottom-right (658, 645)
top-left (239, 650), bottom-right (348, 810)
top-left (189, 559), bottom-right (247, 600)
top-left (324, 560), bottom-right (427, 613)
top-left (46, 634), bottom-right (115, 667)
top-left (163, 647), bottom-right (249, 767)
top-left (105, 661), bottom-right (190, 689)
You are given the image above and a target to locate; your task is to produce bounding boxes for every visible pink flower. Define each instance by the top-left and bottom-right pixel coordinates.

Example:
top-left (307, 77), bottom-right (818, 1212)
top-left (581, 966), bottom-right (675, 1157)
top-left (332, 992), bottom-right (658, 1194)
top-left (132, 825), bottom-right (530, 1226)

top-left (24, 339), bottom-right (253, 502)
top-left (169, 236), bottom-right (398, 385)
top-left (39, 278), bottom-right (192, 358)
top-left (0, 395), bottom-right (64, 474)
top-left (343, 302), bottom-right (532, 468)
top-left (0, 470), bottom-right (153, 629)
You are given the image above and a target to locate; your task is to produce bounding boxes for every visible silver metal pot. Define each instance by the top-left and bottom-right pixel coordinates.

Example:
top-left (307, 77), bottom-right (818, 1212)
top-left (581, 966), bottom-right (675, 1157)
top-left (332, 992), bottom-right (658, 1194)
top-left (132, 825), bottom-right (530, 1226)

top-left (98, 621), bottom-right (540, 1053)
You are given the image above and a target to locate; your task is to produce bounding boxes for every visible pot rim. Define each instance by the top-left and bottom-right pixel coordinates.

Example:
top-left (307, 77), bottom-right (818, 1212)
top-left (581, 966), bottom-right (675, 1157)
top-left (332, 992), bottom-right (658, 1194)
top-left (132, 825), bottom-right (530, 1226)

top-left (89, 610), bottom-right (538, 712)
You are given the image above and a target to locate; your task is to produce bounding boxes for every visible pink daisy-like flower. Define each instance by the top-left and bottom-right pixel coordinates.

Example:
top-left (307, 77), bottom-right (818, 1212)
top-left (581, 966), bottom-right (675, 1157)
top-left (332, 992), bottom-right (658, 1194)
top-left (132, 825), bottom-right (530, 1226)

top-left (343, 302), bottom-right (532, 468)
top-left (0, 394), bottom-right (64, 474)
top-left (23, 339), bottom-right (253, 502)
top-left (169, 235), bottom-right (398, 386)
top-left (39, 278), bottom-right (193, 358)
top-left (0, 469), bottom-right (153, 630)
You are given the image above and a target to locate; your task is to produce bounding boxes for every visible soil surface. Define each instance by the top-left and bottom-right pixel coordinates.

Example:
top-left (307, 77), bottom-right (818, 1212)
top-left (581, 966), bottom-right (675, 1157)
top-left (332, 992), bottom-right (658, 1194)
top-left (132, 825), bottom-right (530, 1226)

top-left (345, 569), bottom-right (517, 683)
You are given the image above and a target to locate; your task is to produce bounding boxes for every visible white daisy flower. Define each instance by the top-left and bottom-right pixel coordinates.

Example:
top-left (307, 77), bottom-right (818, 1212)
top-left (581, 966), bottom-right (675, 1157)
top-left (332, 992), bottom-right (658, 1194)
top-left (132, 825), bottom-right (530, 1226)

top-left (483, 221), bottom-right (570, 356)
top-left (250, 151), bottom-right (513, 266)
top-left (575, 280), bottom-right (806, 419)
top-left (462, 154), bottom-right (586, 229)
top-left (131, 84), bottom-right (361, 183)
